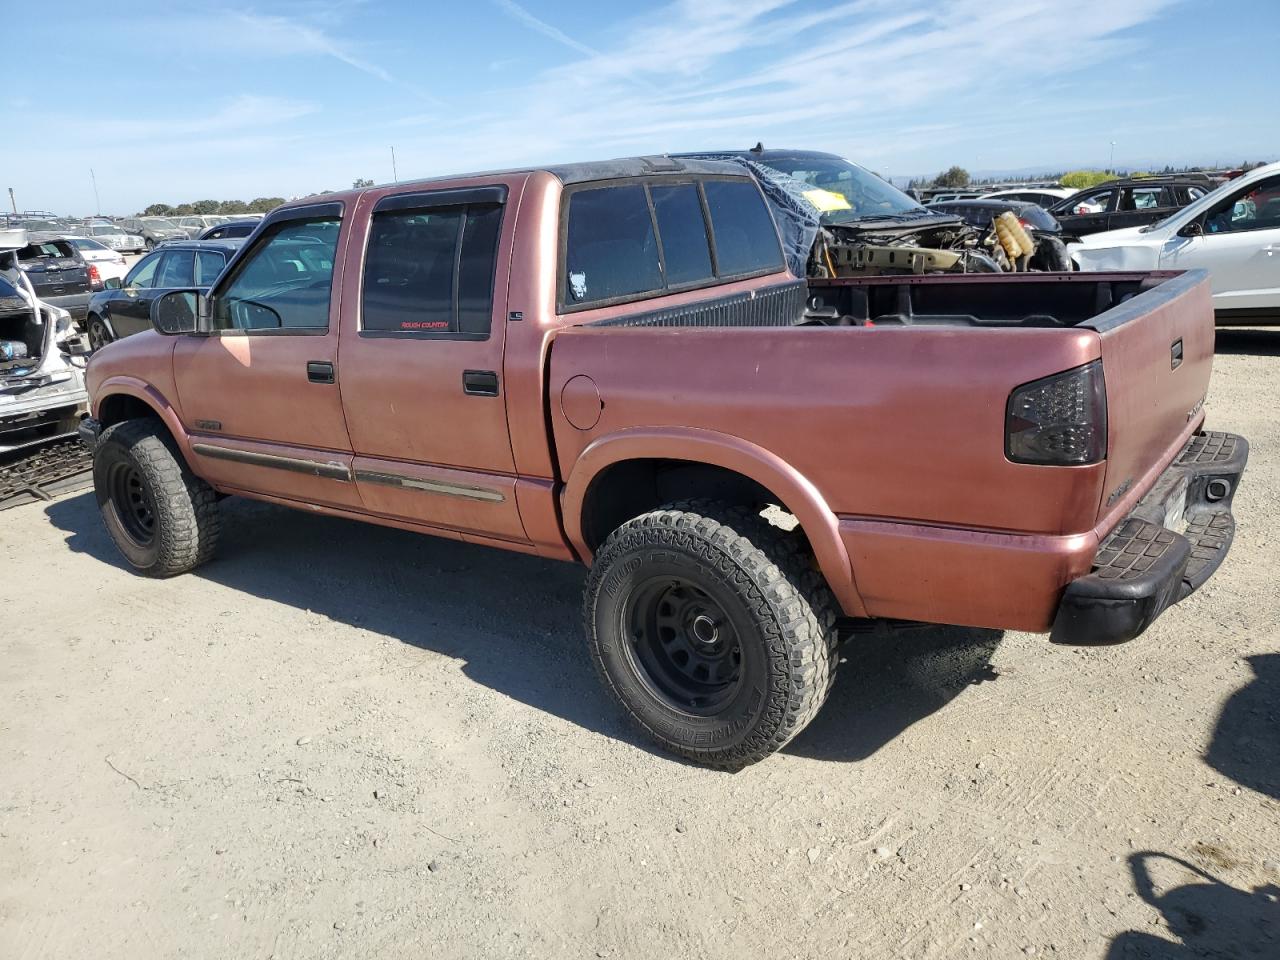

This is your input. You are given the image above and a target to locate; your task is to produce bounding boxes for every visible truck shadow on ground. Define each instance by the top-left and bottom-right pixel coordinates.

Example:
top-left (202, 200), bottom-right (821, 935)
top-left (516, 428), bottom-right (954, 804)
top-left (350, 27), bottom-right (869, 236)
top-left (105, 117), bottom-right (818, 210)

top-left (1214, 329), bottom-right (1280, 357)
top-left (46, 492), bottom-right (1003, 768)
top-left (1103, 852), bottom-right (1279, 959)
top-left (1205, 653), bottom-right (1280, 802)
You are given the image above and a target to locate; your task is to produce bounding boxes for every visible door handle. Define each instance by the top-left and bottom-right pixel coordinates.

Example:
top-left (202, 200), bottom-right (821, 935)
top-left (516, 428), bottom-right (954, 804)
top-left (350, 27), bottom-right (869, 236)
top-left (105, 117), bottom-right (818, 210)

top-left (307, 361), bottom-right (335, 384)
top-left (462, 369), bottom-right (499, 397)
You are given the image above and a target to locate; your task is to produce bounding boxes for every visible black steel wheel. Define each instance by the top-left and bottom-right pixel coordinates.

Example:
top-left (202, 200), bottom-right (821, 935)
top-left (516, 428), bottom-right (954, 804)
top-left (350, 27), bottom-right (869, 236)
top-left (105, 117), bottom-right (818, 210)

top-left (105, 460), bottom-right (157, 546)
top-left (585, 500), bottom-right (838, 769)
top-left (625, 577), bottom-right (743, 715)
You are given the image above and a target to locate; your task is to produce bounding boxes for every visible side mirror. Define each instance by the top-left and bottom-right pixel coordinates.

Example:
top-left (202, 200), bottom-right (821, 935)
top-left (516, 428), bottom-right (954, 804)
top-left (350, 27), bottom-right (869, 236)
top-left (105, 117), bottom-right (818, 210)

top-left (150, 289), bottom-right (206, 335)
top-left (103, 276), bottom-right (122, 290)
top-left (1178, 220), bottom-right (1204, 238)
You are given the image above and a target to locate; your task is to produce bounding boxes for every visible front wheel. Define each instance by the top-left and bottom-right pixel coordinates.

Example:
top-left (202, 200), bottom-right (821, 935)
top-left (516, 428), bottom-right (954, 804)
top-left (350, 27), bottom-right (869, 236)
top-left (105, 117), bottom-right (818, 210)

top-left (584, 501), bottom-right (838, 769)
top-left (94, 419), bottom-right (221, 576)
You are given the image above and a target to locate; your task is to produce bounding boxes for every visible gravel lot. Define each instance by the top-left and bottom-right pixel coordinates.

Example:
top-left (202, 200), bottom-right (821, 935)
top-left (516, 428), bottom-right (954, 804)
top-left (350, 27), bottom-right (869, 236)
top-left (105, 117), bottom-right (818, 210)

top-left (2, 330), bottom-right (1278, 959)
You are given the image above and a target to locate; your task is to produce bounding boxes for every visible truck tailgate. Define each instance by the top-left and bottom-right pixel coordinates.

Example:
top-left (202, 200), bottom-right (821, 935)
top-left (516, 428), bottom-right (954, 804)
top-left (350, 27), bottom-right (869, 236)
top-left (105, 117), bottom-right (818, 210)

top-left (1086, 270), bottom-right (1215, 529)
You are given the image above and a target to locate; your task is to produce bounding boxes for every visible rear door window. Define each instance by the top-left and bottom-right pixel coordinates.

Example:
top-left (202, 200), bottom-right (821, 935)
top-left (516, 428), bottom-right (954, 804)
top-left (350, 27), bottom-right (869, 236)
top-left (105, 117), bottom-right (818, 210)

top-left (195, 251), bottom-right (226, 285)
top-left (361, 203), bottom-right (504, 337)
top-left (701, 179), bottom-right (784, 277)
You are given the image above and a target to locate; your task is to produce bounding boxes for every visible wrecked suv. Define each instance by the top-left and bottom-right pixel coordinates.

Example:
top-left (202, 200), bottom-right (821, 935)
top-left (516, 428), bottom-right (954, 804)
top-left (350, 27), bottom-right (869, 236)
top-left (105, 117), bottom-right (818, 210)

top-left (81, 156), bottom-right (1246, 768)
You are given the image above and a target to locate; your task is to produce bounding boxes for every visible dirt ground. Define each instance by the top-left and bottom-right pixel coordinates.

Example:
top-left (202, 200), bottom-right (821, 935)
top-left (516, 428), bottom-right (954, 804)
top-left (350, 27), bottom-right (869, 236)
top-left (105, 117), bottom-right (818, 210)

top-left (2, 330), bottom-right (1278, 960)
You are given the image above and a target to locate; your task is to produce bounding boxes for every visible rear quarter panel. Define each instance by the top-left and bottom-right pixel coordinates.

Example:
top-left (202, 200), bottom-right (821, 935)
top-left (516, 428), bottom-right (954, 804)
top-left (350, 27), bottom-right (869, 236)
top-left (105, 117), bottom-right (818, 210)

top-left (549, 323), bottom-right (1105, 537)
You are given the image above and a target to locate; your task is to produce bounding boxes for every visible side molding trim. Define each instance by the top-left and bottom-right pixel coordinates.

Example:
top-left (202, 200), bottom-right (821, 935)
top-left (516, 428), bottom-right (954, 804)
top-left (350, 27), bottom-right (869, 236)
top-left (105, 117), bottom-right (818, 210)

top-left (191, 443), bottom-right (351, 481)
top-left (353, 468), bottom-right (506, 503)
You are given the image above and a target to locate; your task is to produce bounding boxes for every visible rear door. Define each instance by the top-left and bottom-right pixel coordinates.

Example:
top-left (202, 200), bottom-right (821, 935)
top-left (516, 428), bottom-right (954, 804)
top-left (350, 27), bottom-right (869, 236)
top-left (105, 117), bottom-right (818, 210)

top-left (1110, 185), bottom-right (1173, 230)
top-left (336, 182), bottom-right (525, 541)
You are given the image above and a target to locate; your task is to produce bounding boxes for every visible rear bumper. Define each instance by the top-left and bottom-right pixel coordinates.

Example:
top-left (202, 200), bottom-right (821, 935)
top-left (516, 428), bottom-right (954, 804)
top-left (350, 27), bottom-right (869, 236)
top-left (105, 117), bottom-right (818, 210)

top-left (1050, 431), bottom-right (1248, 645)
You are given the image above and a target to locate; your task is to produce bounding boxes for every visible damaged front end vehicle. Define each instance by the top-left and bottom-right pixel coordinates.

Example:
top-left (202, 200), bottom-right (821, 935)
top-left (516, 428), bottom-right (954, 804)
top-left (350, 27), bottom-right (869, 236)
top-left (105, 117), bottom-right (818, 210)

top-left (679, 147), bottom-right (1071, 279)
top-left (1, 227), bottom-right (92, 454)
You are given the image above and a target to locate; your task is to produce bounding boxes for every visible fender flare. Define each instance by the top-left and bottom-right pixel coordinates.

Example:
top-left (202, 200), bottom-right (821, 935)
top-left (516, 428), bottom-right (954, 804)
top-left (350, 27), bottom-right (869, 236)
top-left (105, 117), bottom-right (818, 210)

top-left (94, 376), bottom-right (195, 462)
top-left (561, 426), bottom-right (866, 618)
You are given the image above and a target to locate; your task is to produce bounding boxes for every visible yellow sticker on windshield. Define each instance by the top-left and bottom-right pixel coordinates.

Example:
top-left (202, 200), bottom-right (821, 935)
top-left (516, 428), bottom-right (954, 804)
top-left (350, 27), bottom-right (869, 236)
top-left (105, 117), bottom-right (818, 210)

top-left (802, 188), bottom-right (852, 212)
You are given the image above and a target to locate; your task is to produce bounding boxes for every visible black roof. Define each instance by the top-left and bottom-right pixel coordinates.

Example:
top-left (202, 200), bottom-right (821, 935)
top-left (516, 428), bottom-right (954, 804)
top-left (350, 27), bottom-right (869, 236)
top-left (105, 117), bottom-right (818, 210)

top-left (544, 156), bottom-right (747, 185)
top-left (672, 147), bottom-right (845, 164)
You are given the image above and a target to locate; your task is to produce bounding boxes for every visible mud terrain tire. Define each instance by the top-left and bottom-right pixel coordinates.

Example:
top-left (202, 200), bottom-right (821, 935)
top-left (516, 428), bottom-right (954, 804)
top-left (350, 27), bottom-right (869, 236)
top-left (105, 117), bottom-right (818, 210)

top-left (94, 419), bottom-right (220, 577)
top-left (584, 500), bottom-right (838, 769)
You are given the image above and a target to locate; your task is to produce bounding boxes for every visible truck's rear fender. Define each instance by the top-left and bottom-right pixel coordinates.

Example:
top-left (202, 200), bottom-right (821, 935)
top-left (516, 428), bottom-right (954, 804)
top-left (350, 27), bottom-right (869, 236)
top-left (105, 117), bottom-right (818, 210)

top-left (561, 427), bottom-right (867, 618)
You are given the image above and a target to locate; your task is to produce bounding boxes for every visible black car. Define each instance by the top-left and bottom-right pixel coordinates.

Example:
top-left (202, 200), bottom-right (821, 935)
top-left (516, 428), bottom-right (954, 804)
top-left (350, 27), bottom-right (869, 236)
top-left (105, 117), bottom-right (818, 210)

top-left (84, 239), bottom-right (241, 349)
top-left (925, 198), bottom-right (1061, 234)
top-left (1049, 176), bottom-right (1215, 238)
top-left (15, 235), bottom-right (93, 320)
top-left (197, 219), bottom-right (259, 240)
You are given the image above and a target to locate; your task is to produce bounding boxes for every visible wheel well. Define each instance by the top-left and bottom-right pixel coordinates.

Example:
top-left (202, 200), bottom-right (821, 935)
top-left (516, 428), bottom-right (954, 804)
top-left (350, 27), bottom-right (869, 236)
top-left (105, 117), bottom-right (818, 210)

top-left (99, 394), bottom-right (164, 431)
top-left (580, 459), bottom-right (784, 552)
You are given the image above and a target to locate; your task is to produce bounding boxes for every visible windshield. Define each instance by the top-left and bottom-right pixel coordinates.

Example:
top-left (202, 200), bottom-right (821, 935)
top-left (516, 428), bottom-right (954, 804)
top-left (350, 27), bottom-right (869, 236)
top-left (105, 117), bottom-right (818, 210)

top-left (142, 218), bottom-right (179, 229)
top-left (752, 155), bottom-right (929, 224)
top-left (70, 237), bottom-right (108, 251)
top-left (91, 224), bottom-right (125, 235)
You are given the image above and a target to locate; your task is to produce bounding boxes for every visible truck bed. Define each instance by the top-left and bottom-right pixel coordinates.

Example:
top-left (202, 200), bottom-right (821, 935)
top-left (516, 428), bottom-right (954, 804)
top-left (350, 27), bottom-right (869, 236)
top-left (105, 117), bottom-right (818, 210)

top-left (548, 269), bottom-right (1217, 631)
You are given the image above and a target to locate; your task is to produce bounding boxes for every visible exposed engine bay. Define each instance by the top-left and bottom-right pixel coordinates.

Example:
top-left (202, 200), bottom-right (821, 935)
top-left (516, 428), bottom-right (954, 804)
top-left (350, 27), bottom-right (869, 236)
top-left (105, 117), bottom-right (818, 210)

top-left (812, 210), bottom-right (1071, 277)
top-left (686, 148), bottom-right (1072, 279)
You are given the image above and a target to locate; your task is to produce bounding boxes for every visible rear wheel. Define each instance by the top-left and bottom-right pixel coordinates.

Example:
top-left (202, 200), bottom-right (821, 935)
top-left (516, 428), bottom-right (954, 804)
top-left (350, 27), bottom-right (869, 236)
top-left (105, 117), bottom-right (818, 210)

top-left (86, 314), bottom-right (113, 351)
top-left (93, 419), bottom-right (221, 576)
top-left (584, 500), bottom-right (838, 769)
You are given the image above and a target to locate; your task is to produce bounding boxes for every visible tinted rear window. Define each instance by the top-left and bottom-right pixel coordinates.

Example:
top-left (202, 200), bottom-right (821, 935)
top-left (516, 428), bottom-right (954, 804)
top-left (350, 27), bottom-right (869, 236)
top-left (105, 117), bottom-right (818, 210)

top-left (650, 184), bottom-right (713, 286)
top-left (361, 204), bottom-right (503, 336)
top-left (564, 185), bottom-right (661, 306)
top-left (702, 179), bottom-right (784, 277)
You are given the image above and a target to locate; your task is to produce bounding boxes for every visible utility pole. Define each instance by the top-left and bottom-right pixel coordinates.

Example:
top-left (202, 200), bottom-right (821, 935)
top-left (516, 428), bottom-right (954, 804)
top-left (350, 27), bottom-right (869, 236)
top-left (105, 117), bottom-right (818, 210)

top-left (390, 145), bottom-right (398, 182)
top-left (1109, 141), bottom-right (1116, 174)
top-left (89, 168), bottom-right (101, 216)
top-left (7, 187), bottom-right (15, 215)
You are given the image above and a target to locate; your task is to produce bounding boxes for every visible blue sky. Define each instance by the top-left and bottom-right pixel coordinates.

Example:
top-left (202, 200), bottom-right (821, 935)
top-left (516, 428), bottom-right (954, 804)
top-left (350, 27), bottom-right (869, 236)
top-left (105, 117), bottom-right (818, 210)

top-left (4, 0), bottom-right (1276, 214)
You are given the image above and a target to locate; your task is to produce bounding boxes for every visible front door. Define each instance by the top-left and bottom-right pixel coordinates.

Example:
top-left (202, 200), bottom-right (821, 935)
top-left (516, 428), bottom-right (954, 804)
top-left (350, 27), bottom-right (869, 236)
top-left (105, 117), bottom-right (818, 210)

top-left (172, 202), bottom-right (361, 509)
top-left (336, 182), bottom-right (526, 542)
top-left (107, 250), bottom-right (163, 339)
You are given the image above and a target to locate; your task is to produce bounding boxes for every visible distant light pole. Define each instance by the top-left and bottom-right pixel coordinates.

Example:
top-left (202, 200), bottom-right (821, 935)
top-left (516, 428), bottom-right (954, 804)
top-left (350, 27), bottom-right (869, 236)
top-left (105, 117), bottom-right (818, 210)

top-left (390, 146), bottom-right (398, 182)
top-left (1109, 141), bottom-right (1116, 173)
top-left (89, 168), bottom-right (102, 216)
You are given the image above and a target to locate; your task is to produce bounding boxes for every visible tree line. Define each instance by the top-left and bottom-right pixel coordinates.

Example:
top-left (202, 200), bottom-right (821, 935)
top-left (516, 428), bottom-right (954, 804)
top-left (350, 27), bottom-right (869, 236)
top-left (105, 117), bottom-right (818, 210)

top-left (140, 197), bottom-right (286, 217)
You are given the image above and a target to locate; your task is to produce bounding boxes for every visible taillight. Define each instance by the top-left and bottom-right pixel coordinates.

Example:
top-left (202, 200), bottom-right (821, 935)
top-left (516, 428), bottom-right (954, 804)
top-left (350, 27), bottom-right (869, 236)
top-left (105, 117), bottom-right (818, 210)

top-left (1006, 360), bottom-right (1107, 465)
top-left (87, 263), bottom-right (103, 290)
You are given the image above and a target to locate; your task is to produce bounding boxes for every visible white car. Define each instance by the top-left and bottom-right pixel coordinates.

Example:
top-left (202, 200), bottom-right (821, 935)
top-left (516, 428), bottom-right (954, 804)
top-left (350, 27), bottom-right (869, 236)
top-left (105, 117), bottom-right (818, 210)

top-left (1070, 161), bottom-right (1280, 325)
top-left (980, 187), bottom-right (1074, 207)
top-left (85, 222), bottom-right (145, 254)
top-left (63, 235), bottom-right (129, 284)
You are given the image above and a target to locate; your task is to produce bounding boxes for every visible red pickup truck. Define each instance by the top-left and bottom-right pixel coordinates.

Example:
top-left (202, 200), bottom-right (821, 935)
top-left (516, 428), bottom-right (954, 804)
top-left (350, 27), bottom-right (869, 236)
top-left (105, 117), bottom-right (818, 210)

top-left (80, 157), bottom-right (1247, 768)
